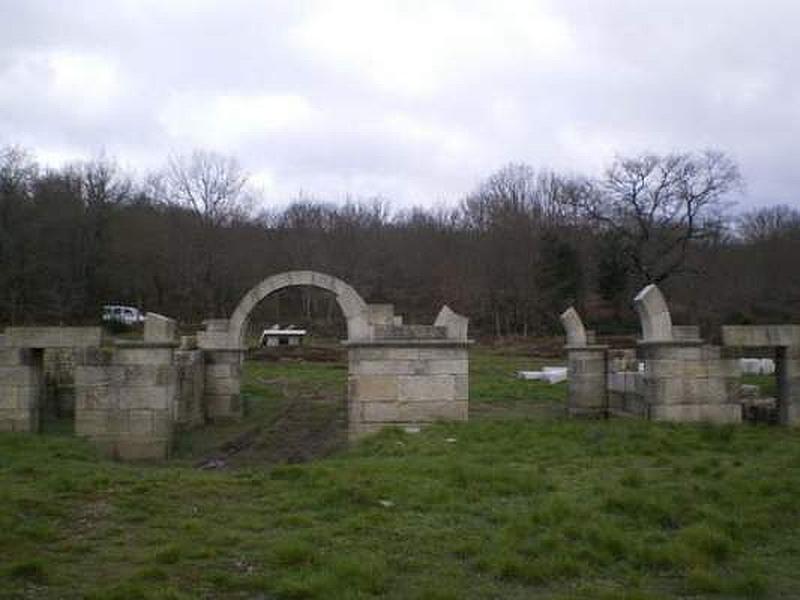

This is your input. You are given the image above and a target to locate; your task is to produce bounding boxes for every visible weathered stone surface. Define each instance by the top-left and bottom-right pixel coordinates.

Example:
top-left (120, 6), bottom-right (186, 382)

top-left (634, 285), bottom-right (673, 342)
top-left (349, 375), bottom-right (399, 401)
top-left (0, 347), bottom-right (36, 366)
top-left (113, 347), bottom-right (174, 366)
top-left (3, 326), bottom-right (105, 349)
top-left (722, 325), bottom-right (800, 348)
top-left (560, 307), bottom-right (587, 347)
top-left (144, 313), bottom-right (177, 343)
top-left (565, 345), bottom-right (607, 414)
top-left (398, 375), bottom-right (456, 401)
top-left (360, 400), bottom-right (468, 422)
top-left (648, 403), bottom-right (741, 424)
top-left (205, 393), bottom-right (242, 421)
top-left (434, 305), bottom-right (469, 341)
top-left (367, 304), bottom-right (396, 325)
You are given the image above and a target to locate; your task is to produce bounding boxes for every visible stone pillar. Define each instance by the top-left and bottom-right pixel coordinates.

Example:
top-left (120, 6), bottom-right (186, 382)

top-left (196, 319), bottom-right (245, 421)
top-left (565, 345), bottom-right (608, 417)
top-left (0, 346), bottom-right (43, 432)
top-left (174, 340), bottom-right (206, 430)
top-left (203, 349), bottom-right (244, 421)
top-left (75, 342), bottom-right (178, 460)
top-left (639, 341), bottom-right (741, 424)
top-left (776, 346), bottom-right (800, 425)
top-left (347, 341), bottom-right (469, 438)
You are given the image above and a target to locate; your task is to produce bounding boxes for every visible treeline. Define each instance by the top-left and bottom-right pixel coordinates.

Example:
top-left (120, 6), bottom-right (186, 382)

top-left (1, 145), bottom-right (798, 337)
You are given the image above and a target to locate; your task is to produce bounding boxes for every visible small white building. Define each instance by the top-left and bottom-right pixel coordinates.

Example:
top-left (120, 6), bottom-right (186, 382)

top-left (259, 324), bottom-right (307, 347)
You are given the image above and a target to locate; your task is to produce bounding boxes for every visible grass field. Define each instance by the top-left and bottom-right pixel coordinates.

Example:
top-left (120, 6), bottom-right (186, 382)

top-left (1, 346), bottom-right (799, 599)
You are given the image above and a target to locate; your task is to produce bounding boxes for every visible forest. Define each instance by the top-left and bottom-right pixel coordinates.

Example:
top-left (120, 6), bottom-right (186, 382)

top-left (1, 144), bottom-right (798, 338)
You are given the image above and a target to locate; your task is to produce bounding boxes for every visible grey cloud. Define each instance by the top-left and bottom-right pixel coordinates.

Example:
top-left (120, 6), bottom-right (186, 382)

top-left (1, 0), bottom-right (798, 209)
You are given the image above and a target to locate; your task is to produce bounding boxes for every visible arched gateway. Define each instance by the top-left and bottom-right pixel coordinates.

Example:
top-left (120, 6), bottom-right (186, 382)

top-left (229, 270), bottom-right (369, 346)
top-left (197, 270), bottom-right (471, 438)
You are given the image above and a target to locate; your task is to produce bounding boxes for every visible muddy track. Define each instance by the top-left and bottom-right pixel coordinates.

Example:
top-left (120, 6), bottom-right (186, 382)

top-left (196, 392), bottom-right (347, 470)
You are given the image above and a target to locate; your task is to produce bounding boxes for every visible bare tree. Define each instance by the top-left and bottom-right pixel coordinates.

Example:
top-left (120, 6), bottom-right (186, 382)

top-left (578, 150), bottom-right (742, 285)
top-left (738, 204), bottom-right (800, 242)
top-left (162, 150), bottom-right (251, 225)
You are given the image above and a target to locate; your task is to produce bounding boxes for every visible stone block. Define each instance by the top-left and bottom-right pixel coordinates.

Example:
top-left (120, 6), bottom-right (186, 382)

top-left (204, 376), bottom-right (241, 396)
top-left (144, 313), bottom-right (177, 343)
top-left (424, 359), bottom-right (469, 375)
top-left (433, 305), bottom-right (469, 341)
top-left (419, 347), bottom-right (468, 360)
top-left (398, 375), bottom-right (455, 401)
top-left (0, 347), bottom-right (36, 366)
top-left (75, 410), bottom-right (110, 436)
top-left (113, 347), bottom-right (174, 366)
top-left (204, 364), bottom-right (241, 379)
top-left (203, 350), bottom-right (244, 365)
top-left (368, 304), bottom-right (396, 325)
top-left (349, 375), bottom-right (398, 401)
top-left (722, 325), bottom-right (800, 348)
top-left (454, 374), bottom-right (469, 400)
top-left (649, 403), bottom-right (741, 424)
top-left (351, 360), bottom-right (416, 376)
top-left (197, 331), bottom-right (238, 350)
top-left (205, 393), bottom-right (243, 420)
top-left (4, 326), bottom-right (105, 349)
top-left (117, 385), bottom-right (176, 411)
top-left (0, 366), bottom-right (40, 386)
top-left (642, 377), bottom-right (686, 405)
top-left (360, 400), bottom-right (468, 423)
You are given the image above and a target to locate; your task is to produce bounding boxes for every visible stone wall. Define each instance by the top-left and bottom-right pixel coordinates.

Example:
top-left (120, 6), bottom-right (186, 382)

top-left (0, 346), bottom-right (43, 432)
top-left (174, 348), bottom-right (205, 430)
top-left (606, 349), bottom-right (646, 417)
top-left (43, 348), bottom-right (78, 420)
top-left (74, 343), bottom-right (178, 460)
top-left (203, 350), bottom-right (244, 421)
top-left (347, 342), bottom-right (469, 437)
top-left (638, 342), bottom-right (741, 424)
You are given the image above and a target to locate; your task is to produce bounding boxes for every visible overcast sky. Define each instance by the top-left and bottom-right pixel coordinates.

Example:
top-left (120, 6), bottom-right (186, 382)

top-left (1, 0), bottom-right (798, 210)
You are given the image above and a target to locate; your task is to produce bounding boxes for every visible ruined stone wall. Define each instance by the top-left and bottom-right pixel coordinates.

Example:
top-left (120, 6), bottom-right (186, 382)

top-left (74, 344), bottom-right (178, 460)
top-left (347, 342), bottom-right (469, 437)
top-left (564, 346), bottom-right (607, 417)
top-left (0, 346), bottom-right (43, 432)
top-left (638, 342), bottom-right (741, 423)
top-left (174, 348), bottom-right (205, 430)
top-left (43, 348), bottom-right (78, 420)
top-left (203, 350), bottom-right (243, 421)
top-left (606, 349), bottom-right (646, 417)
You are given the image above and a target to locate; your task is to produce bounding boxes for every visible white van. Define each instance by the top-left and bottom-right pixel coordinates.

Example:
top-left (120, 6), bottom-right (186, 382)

top-left (102, 305), bottom-right (145, 326)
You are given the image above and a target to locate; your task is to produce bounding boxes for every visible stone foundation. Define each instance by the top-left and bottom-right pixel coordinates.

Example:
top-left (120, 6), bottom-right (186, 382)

top-left (0, 346), bottom-right (43, 432)
top-left (564, 345), bottom-right (608, 417)
top-left (75, 342), bottom-right (178, 460)
top-left (347, 341), bottom-right (469, 438)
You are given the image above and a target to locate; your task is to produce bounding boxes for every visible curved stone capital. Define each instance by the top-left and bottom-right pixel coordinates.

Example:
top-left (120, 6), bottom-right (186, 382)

top-left (560, 307), bottom-right (587, 347)
top-left (633, 284), bottom-right (673, 342)
top-left (228, 270), bottom-right (369, 345)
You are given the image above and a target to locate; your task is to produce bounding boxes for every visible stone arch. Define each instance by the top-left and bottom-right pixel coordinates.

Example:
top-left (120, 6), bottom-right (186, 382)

top-left (560, 307), bottom-right (587, 347)
top-left (633, 284), bottom-right (673, 342)
top-left (228, 270), bottom-right (369, 346)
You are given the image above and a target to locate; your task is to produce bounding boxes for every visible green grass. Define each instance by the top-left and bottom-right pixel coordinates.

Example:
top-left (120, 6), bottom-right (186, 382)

top-left (1, 345), bottom-right (799, 599)
top-left (741, 374), bottom-right (778, 398)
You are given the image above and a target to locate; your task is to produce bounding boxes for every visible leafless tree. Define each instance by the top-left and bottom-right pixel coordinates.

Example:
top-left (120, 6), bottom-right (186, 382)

top-left (162, 150), bottom-right (251, 225)
top-left (738, 204), bottom-right (800, 242)
top-left (577, 150), bottom-right (742, 284)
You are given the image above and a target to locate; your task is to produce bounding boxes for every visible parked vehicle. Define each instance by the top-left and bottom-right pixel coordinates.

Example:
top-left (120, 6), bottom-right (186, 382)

top-left (102, 305), bottom-right (145, 326)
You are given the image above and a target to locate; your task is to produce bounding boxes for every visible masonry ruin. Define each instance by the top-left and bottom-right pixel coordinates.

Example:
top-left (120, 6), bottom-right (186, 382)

top-left (0, 270), bottom-right (471, 460)
top-left (562, 284), bottom-right (800, 425)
